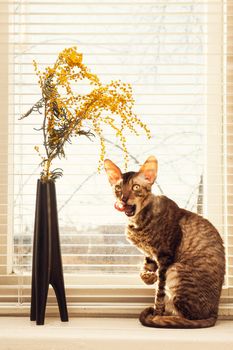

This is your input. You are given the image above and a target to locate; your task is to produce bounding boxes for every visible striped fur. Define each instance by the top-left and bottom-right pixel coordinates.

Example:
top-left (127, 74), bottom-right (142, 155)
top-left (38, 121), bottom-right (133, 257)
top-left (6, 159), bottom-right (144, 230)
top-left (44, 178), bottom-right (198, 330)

top-left (104, 157), bottom-right (225, 328)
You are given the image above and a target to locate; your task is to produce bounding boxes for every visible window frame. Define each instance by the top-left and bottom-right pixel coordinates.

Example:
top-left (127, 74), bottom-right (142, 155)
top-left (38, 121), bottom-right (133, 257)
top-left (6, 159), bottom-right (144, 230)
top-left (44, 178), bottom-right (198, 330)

top-left (0, 0), bottom-right (233, 318)
top-left (0, 2), bottom-right (11, 278)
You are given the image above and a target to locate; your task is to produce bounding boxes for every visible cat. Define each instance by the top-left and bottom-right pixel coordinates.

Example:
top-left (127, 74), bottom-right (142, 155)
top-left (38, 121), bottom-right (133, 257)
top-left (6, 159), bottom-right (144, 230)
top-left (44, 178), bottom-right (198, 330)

top-left (104, 156), bottom-right (225, 328)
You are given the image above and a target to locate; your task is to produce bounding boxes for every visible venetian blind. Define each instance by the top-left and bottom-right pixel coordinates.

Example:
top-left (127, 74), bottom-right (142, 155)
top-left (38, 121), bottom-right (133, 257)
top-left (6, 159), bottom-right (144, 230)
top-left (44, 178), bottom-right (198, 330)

top-left (0, 0), bottom-right (232, 317)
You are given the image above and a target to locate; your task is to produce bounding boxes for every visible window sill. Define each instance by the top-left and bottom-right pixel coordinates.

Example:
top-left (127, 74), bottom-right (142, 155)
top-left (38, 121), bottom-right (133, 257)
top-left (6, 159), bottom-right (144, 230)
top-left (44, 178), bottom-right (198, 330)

top-left (0, 317), bottom-right (233, 350)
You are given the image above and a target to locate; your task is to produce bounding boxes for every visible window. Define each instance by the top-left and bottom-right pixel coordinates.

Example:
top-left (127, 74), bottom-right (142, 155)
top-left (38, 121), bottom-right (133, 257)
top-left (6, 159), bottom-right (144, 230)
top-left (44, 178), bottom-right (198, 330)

top-left (0, 0), bottom-right (232, 317)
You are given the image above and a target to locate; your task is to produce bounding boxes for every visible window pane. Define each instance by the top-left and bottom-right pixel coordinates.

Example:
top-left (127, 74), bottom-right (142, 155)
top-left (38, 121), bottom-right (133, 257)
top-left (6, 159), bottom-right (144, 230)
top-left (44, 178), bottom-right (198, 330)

top-left (11, 1), bottom-right (215, 277)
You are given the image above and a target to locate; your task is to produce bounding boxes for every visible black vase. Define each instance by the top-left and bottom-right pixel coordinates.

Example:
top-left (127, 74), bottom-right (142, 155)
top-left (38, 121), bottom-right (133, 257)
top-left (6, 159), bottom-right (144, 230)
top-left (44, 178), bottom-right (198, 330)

top-left (30, 179), bottom-right (69, 325)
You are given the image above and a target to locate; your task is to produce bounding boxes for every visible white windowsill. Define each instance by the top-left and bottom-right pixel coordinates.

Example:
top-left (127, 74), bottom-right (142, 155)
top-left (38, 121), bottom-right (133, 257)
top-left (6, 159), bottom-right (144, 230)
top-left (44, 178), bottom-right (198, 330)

top-left (0, 317), bottom-right (233, 350)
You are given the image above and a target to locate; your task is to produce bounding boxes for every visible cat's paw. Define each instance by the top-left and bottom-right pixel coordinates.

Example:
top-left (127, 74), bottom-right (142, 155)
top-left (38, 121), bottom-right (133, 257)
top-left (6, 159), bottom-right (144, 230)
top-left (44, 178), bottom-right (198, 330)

top-left (140, 270), bottom-right (157, 285)
top-left (143, 257), bottom-right (158, 272)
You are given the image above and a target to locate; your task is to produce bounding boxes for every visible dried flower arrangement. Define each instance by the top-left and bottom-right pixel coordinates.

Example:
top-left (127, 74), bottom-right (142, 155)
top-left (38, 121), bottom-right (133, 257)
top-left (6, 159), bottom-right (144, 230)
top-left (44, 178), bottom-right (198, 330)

top-left (21, 46), bottom-right (150, 182)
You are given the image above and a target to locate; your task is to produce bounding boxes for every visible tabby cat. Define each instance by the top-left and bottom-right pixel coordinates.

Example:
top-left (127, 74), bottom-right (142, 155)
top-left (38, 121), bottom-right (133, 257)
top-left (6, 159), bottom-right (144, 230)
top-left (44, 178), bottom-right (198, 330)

top-left (104, 156), bottom-right (225, 328)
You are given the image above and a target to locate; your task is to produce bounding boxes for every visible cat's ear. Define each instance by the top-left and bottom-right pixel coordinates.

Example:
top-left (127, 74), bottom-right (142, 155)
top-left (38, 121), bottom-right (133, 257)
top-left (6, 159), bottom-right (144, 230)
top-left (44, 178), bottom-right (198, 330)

top-left (139, 156), bottom-right (158, 184)
top-left (104, 159), bottom-right (122, 185)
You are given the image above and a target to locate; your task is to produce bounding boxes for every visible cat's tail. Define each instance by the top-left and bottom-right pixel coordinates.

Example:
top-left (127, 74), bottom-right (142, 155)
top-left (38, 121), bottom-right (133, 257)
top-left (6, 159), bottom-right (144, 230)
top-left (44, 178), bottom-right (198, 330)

top-left (139, 309), bottom-right (217, 329)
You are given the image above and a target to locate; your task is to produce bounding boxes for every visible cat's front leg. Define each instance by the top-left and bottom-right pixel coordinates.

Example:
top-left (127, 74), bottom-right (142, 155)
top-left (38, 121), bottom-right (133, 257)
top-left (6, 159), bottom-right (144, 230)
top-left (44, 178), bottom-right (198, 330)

top-left (140, 257), bottom-right (158, 285)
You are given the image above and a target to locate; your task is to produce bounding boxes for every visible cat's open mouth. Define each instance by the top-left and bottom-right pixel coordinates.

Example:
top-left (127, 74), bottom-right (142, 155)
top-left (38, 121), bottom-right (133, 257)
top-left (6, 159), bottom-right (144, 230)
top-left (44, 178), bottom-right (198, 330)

top-left (114, 202), bottom-right (136, 217)
top-left (125, 204), bottom-right (136, 217)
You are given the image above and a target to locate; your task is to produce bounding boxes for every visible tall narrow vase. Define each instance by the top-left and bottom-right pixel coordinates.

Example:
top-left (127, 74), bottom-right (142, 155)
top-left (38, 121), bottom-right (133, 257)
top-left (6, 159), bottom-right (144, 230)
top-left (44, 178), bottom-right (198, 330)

top-left (30, 179), bottom-right (69, 325)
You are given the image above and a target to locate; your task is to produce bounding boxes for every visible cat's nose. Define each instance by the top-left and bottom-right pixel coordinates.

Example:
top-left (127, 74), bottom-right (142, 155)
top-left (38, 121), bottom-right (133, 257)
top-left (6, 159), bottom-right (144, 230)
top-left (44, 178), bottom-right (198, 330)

top-left (121, 195), bottom-right (128, 204)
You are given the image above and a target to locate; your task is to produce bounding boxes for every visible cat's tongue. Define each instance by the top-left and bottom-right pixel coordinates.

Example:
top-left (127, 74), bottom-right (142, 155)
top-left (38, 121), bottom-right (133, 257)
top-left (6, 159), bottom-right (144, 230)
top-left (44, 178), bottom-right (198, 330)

top-left (114, 202), bottom-right (126, 212)
top-left (114, 202), bottom-right (136, 216)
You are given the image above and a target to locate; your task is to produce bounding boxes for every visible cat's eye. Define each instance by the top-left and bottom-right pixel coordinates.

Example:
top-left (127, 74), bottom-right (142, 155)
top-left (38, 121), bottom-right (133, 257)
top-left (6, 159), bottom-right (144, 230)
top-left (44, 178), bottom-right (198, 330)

top-left (115, 185), bottom-right (122, 192)
top-left (132, 184), bottom-right (140, 191)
